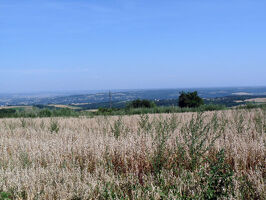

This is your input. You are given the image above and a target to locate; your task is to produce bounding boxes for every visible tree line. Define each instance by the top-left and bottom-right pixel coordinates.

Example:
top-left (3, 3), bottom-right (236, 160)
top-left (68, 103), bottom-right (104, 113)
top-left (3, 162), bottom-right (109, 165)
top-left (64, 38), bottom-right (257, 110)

top-left (127, 91), bottom-right (204, 109)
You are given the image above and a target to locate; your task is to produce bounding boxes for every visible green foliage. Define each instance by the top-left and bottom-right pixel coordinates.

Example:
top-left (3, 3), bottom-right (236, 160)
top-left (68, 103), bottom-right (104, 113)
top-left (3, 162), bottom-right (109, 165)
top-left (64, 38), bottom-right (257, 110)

top-left (39, 109), bottom-right (52, 117)
top-left (111, 117), bottom-right (125, 139)
top-left (19, 152), bottom-right (32, 169)
top-left (100, 181), bottom-right (141, 200)
top-left (178, 91), bottom-right (204, 108)
top-left (0, 191), bottom-right (12, 200)
top-left (98, 107), bottom-right (111, 113)
top-left (97, 107), bottom-right (119, 115)
top-left (233, 112), bottom-right (245, 134)
top-left (200, 149), bottom-right (234, 199)
top-left (50, 108), bottom-right (80, 117)
top-left (127, 99), bottom-right (156, 109)
top-left (0, 109), bottom-right (16, 118)
top-left (177, 112), bottom-right (221, 170)
top-left (0, 103), bottom-right (246, 119)
top-left (238, 175), bottom-right (262, 199)
top-left (253, 110), bottom-right (264, 134)
top-left (49, 120), bottom-right (59, 134)
top-left (138, 114), bottom-right (152, 134)
top-left (152, 118), bottom-right (171, 175)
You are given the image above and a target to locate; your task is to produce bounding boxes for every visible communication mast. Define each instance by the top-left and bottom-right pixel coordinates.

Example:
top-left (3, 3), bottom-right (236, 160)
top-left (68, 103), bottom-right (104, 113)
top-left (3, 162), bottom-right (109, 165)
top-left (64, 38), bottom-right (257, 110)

top-left (109, 90), bottom-right (112, 108)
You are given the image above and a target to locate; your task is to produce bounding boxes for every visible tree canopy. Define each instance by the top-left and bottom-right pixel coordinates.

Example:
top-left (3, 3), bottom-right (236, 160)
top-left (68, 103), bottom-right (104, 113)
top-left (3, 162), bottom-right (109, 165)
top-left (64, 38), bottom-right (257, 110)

top-left (127, 99), bottom-right (156, 109)
top-left (178, 91), bottom-right (204, 108)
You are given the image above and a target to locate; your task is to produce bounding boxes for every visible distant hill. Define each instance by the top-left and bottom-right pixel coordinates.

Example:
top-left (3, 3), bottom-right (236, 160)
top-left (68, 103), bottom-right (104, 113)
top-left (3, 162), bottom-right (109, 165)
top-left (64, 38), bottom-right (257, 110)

top-left (1, 87), bottom-right (266, 106)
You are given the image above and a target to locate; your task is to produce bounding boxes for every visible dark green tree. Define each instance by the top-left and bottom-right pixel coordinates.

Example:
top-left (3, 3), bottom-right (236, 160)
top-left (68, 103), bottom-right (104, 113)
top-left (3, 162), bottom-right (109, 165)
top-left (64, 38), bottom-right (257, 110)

top-left (178, 91), bottom-right (204, 108)
top-left (127, 99), bottom-right (156, 109)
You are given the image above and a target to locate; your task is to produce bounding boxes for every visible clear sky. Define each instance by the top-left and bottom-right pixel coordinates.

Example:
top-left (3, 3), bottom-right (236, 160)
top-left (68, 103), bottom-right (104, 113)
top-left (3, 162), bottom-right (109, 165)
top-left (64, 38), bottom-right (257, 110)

top-left (0, 0), bottom-right (266, 93)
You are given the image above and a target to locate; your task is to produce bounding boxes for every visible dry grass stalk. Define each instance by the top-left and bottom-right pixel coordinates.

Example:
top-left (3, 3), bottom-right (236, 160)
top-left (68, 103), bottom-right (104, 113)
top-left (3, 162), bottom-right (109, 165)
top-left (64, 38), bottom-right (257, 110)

top-left (0, 108), bottom-right (265, 199)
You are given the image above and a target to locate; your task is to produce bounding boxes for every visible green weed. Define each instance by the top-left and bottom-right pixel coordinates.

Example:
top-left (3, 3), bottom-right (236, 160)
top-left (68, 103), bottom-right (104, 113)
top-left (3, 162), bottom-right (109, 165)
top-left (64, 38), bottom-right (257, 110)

top-left (49, 120), bottom-right (59, 133)
top-left (200, 149), bottom-right (234, 199)
top-left (111, 117), bottom-right (125, 139)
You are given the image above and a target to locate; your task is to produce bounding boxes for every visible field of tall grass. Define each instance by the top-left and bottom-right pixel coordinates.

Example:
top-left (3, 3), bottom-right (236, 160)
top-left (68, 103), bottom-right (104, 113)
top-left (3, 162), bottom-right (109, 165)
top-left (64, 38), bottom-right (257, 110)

top-left (0, 108), bottom-right (265, 199)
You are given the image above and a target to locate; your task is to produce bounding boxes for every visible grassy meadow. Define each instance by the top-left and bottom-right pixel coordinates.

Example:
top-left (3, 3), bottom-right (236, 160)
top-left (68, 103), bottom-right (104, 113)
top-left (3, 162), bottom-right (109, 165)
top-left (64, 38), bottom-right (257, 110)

top-left (0, 108), bottom-right (265, 199)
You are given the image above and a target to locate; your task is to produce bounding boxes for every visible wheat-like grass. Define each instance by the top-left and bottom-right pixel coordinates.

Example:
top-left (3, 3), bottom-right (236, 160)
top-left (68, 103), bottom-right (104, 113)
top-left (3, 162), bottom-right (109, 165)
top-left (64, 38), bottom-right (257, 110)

top-left (0, 109), bottom-right (265, 199)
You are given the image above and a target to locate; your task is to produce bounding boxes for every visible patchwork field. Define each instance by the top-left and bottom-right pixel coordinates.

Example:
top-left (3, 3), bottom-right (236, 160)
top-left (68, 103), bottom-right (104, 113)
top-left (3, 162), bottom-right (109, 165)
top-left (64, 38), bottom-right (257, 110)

top-left (0, 109), bottom-right (265, 199)
top-left (0, 106), bottom-right (32, 110)
top-left (48, 104), bottom-right (81, 110)
top-left (245, 98), bottom-right (266, 103)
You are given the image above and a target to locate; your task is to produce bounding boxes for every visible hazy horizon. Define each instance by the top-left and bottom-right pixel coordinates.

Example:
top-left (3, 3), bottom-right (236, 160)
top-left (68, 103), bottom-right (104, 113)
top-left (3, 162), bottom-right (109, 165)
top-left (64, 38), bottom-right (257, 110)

top-left (1, 0), bottom-right (266, 93)
top-left (1, 86), bottom-right (266, 96)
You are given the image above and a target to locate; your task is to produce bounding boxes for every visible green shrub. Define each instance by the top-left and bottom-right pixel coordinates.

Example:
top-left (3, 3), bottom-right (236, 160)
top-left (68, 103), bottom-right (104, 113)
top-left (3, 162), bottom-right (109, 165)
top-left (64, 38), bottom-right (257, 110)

top-left (19, 152), bottom-right (32, 169)
top-left (39, 109), bottom-right (52, 117)
top-left (152, 117), bottom-right (172, 175)
top-left (200, 149), bottom-right (234, 199)
top-left (138, 114), bottom-right (152, 134)
top-left (97, 107), bottom-right (119, 115)
top-left (111, 117), bottom-right (125, 139)
top-left (178, 91), bottom-right (204, 108)
top-left (0, 191), bottom-right (12, 200)
top-left (127, 99), bottom-right (156, 109)
top-left (177, 112), bottom-right (221, 170)
top-left (0, 109), bottom-right (17, 118)
top-left (49, 120), bottom-right (59, 133)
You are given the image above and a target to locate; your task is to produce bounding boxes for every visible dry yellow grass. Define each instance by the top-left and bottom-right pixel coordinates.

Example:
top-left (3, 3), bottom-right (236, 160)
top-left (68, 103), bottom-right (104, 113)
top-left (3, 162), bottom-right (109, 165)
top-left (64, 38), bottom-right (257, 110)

top-left (0, 106), bottom-right (32, 110)
top-left (245, 98), bottom-right (266, 103)
top-left (48, 104), bottom-right (80, 110)
top-left (0, 109), bottom-right (265, 199)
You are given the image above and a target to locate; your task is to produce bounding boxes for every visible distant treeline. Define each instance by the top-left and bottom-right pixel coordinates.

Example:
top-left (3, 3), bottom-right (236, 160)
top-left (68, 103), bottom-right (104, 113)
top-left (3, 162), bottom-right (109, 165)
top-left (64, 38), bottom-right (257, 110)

top-left (0, 107), bottom-right (81, 118)
top-left (70, 94), bottom-right (266, 110)
top-left (1, 91), bottom-right (265, 118)
top-left (205, 95), bottom-right (266, 107)
top-left (0, 103), bottom-right (265, 118)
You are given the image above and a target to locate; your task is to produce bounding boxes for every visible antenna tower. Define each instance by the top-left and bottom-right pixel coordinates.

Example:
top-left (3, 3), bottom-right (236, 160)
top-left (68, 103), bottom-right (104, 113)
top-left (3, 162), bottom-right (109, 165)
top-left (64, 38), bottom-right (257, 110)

top-left (109, 90), bottom-right (112, 108)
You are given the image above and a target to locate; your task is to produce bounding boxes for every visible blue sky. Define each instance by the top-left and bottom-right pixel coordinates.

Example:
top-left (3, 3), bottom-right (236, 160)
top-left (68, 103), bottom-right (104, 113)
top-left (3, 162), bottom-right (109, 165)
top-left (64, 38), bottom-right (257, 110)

top-left (0, 0), bottom-right (266, 93)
